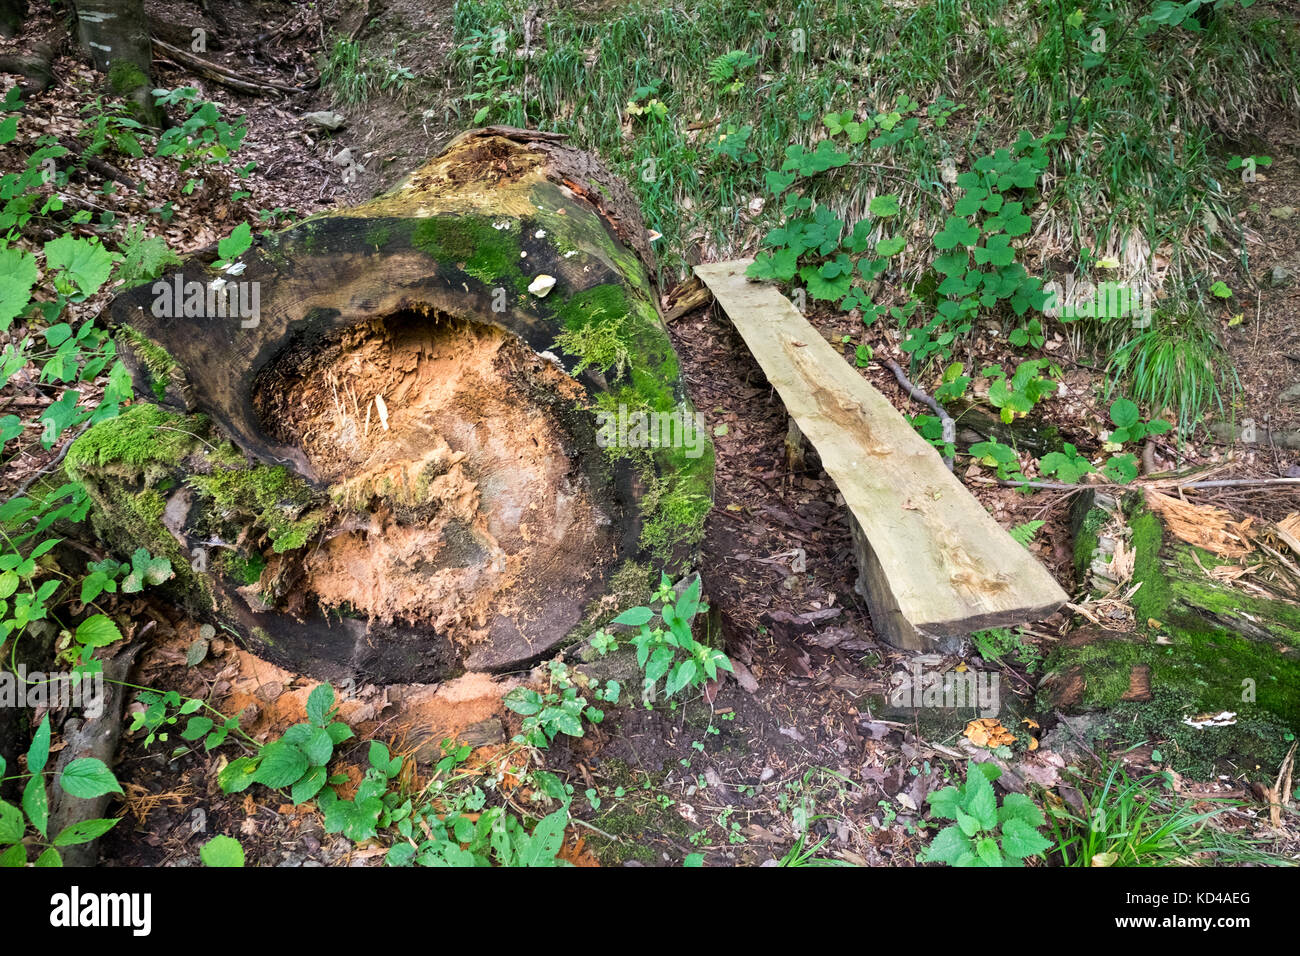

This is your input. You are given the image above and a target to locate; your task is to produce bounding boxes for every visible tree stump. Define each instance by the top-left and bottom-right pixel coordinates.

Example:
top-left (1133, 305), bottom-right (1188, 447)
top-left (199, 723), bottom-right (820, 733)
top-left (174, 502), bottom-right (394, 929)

top-left (1039, 490), bottom-right (1300, 779)
top-left (77, 127), bottom-right (713, 684)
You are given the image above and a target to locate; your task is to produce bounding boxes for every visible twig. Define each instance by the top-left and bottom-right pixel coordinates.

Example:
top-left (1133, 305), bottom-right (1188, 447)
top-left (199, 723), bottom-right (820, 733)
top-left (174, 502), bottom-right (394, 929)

top-left (878, 358), bottom-right (954, 470)
top-left (971, 475), bottom-right (1300, 492)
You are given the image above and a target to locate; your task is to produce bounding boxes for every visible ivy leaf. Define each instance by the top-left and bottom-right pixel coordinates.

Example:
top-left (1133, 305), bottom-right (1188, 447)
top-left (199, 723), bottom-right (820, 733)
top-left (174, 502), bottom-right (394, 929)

top-left (876, 235), bottom-right (905, 256)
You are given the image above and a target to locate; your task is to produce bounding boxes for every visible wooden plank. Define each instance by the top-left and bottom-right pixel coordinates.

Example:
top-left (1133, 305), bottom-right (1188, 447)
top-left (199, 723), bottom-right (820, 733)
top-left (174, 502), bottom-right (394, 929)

top-left (695, 260), bottom-right (1067, 651)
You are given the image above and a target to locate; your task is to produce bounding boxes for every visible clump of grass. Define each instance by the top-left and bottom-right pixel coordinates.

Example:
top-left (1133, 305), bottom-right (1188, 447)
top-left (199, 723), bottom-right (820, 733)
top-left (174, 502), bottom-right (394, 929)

top-left (1107, 301), bottom-right (1236, 433)
top-left (321, 37), bottom-right (417, 106)
top-left (1046, 760), bottom-right (1282, 867)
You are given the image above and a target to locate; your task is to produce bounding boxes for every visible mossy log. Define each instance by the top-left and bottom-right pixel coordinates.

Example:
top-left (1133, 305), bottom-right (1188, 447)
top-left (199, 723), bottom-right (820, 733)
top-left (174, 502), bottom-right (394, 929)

top-left (1038, 490), bottom-right (1300, 778)
top-left (81, 127), bottom-right (713, 684)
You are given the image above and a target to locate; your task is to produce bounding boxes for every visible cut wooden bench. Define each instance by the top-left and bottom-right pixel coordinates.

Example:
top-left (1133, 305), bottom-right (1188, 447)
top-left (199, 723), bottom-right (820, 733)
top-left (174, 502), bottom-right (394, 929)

top-left (695, 260), bottom-right (1067, 652)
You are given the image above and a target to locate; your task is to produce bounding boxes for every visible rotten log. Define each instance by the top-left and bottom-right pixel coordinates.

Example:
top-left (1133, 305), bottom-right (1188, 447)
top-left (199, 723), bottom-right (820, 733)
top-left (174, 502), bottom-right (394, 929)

top-left (1040, 489), bottom-right (1300, 780)
top-left (75, 127), bottom-right (713, 685)
top-left (695, 260), bottom-right (1067, 653)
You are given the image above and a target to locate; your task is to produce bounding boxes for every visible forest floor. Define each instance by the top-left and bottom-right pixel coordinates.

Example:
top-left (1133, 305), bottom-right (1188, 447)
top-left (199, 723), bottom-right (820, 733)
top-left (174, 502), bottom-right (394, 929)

top-left (2, 0), bottom-right (1300, 866)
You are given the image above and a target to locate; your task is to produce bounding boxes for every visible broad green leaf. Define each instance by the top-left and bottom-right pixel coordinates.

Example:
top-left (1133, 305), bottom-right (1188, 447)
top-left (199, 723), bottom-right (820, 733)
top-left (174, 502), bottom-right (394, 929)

top-left (611, 606), bottom-right (653, 627)
top-left (306, 683), bottom-right (334, 727)
top-left (919, 825), bottom-right (970, 865)
top-left (0, 799), bottom-right (23, 843)
top-left (53, 817), bottom-right (119, 846)
top-left (23, 774), bottom-right (47, 836)
top-left (963, 763), bottom-right (999, 830)
top-left (75, 613), bottom-right (123, 648)
top-left (200, 834), bottom-right (245, 867)
top-left (43, 235), bottom-right (117, 297)
top-left (1001, 817), bottom-right (1051, 859)
top-left (0, 245), bottom-right (38, 328)
top-left (58, 757), bottom-right (122, 798)
top-left (217, 222), bottom-right (253, 262)
top-left (997, 792), bottom-right (1046, 828)
top-left (869, 193), bottom-right (901, 217)
top-left (291, 765), bottom-right (327, 805)
top-left (250, 740), bottom-right (308, 788)
top-left (0, 843), bottom-right (24, 866)
top-left (27, 715), bottom-right (50, 774)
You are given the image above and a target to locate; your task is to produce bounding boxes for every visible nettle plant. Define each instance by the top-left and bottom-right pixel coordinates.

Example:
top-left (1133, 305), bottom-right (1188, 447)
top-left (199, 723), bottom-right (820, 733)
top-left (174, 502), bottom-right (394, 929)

top-left (919, 760), bottom-right (1050, 867)
top-left (0, 715), bottom-right (123, 866)
top-left (591, 573), bottom-right (732, 701)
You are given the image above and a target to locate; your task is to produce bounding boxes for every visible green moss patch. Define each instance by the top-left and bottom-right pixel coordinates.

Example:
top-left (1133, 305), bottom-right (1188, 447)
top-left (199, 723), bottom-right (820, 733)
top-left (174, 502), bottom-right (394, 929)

top-left (65, 403), bottom-right (197, 481)
top-left (186, 464), bottom-right (325, 554)
top-left (412, 214), bottom-right (525, 290)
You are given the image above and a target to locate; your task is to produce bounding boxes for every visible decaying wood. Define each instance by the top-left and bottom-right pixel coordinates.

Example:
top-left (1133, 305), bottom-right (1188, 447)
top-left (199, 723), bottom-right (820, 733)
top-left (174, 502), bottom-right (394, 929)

top-left (93, 128), bottom-right (708, 684)
top-left (46, 642), bottom-right (143, 867)
top-left (661, 276), bottom-right (712, 322)
top-left (695, 260), bottom-right (1067, 652)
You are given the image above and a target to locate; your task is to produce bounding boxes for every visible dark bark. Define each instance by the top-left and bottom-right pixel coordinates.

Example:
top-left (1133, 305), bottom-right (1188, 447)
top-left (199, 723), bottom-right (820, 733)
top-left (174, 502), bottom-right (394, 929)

top-left (73, 0), bottom-right (163, 125)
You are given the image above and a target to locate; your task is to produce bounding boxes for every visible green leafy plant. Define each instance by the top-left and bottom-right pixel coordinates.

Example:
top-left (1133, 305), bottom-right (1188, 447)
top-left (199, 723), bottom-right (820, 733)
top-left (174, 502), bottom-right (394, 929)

top-left (592, 573), bottom-right (732, 700)
top-left (503, 659), bottom-right (607, 748)
top-left (971, 626), bottom-right (1042, 673)
top-left (919, 760), bottom-right (1050, 867)
top-left (706, 49), bottom-right (759, 93)
top-left (982, 359), bottom-right (1059, 424)
top-left (219, 682), bottom-right (354, 803)
top-left (0, 715), bottom-right (123, 866)
top-left (153, 87), bottom-right (248, 194)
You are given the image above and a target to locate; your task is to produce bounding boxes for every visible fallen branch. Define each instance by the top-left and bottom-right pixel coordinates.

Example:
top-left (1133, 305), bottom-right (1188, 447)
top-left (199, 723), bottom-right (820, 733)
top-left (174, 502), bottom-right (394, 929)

top-left (971, 475), bottom-right (1300, 492)
top-left (45, 641), bottom-right (144, 866)
top-left (878, 357), bottom-right (955, 470)
top-left (151, 37), bottom-right (307, 95)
